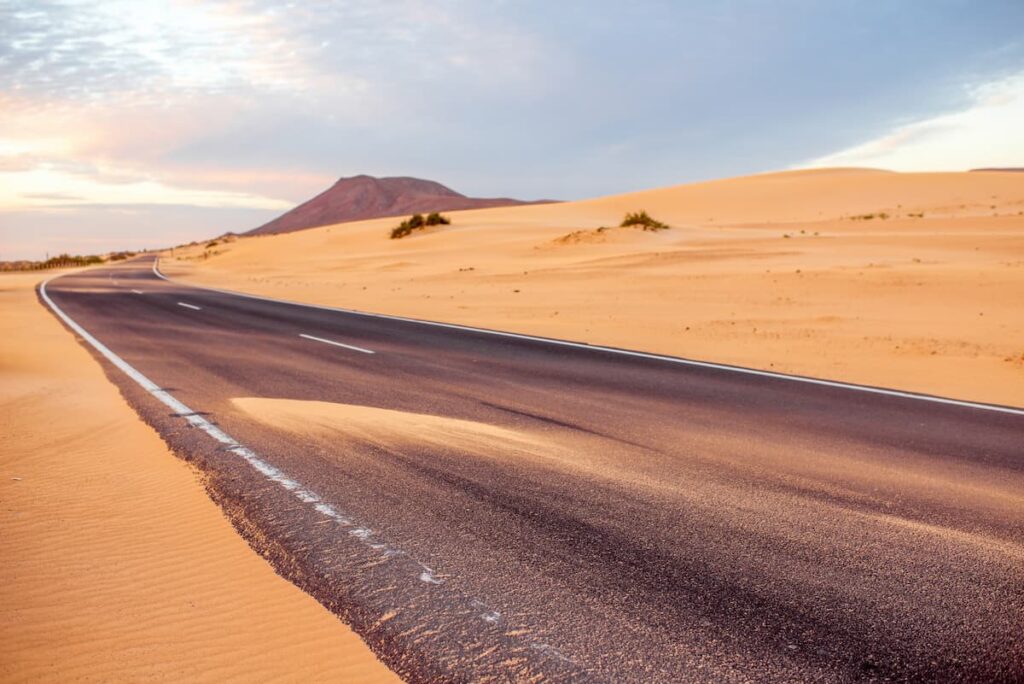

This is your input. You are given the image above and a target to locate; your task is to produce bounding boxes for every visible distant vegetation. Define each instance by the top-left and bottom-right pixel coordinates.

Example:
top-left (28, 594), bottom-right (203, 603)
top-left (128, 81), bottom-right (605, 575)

top-left (0, 250), bottom-right (140, 272)
top-left (1, 253), bottom-right (106, 272)
top-left (620, 210), bottom-right (669, 231)
top-left (850, 212), bottom-right (890, 221)
top-left (390, 212), bottom-right (451, 239)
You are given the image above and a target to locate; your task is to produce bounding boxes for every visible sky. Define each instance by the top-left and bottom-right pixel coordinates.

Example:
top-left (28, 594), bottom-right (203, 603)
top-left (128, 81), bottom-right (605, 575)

top-left (1, 0), bottom-right (1023, 260)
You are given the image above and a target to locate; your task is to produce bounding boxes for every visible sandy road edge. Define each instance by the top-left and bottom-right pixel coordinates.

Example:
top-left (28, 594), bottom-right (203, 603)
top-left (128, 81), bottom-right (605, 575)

top-left (0, 267), bottom-right (401, 682)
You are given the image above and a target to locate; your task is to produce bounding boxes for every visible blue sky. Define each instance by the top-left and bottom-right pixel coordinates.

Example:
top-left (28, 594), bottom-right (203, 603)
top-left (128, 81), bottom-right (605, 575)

top-left (1, 0), bottom-right (1023, 259)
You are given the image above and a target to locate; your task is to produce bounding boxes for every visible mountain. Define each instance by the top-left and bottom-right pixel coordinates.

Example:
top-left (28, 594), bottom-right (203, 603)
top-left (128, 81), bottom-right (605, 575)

top-left (248, 175), bottom-right (553, 235)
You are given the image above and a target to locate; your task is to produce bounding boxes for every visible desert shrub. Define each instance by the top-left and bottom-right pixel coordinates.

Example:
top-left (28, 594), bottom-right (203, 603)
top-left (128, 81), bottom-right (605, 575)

top-left (206, 240), bottom-right (220, 248)
top-left (620, 210), bottom-right (669, 231)
top-left (391, 212), bottom-right (451, 239)
top-left (17, 253), bottom-right (107, 270)
top-left (51, 253), bottom-right (103, 266)
top-left (390, 220), bottom-right (416, 239)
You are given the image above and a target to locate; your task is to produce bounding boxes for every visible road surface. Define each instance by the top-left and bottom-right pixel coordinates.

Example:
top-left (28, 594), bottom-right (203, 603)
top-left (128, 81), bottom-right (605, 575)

top-left (40, 258), bottom-right (1024, 682)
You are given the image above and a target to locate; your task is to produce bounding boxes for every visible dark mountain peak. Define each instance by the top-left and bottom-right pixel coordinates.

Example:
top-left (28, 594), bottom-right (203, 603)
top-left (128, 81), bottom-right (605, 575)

top-left (330, 175), bottom-right (464, 199)
top-left (248, 174), bottom-right (545, 236)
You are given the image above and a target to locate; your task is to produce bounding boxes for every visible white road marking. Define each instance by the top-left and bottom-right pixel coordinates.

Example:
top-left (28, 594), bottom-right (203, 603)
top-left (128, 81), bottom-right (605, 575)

top-left (177, 301), bottom-right (201, 310)
top-left (299, 333), bottom-right (375, 354)
top-left (152, 258), bottom-right (1024, 416)
top-left (131, 289), bottom-right (144, 295)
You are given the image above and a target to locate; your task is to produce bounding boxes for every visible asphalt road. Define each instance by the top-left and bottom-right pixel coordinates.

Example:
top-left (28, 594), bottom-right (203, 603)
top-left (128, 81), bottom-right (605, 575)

top-left (41, 258), bottom-right (1024, 683)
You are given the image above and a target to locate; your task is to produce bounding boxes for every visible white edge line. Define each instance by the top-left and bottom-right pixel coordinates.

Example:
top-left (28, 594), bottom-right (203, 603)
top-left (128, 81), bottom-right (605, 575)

top-left (299, 333), bottom-right (375, 354)
top-left (177, 301), bottom-right (201, 310)
top-left (152, 258), bottom-right (1024, 417)
top-left (36, 275), bottom-right (433, 583)
top-left (131, 289), bottom-right (144, 295)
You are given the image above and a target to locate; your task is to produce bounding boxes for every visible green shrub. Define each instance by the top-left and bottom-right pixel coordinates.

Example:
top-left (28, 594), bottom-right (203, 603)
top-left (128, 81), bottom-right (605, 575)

top-left (391, 212), bottom-right (451, 239)
top-left (37, 253), bottom-right (104, 269)
top-left (0, 252), bottom-right (109, 271)
top-left (390, 220), bottom-right (415, 239)
top-left (620, 210), bottom-right (669, 231)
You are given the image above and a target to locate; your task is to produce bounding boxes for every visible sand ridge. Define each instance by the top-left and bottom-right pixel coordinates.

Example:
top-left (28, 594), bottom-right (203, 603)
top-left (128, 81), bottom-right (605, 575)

top-left (167, 168), bottom-right (1024, 407)
top-left (232, 397), bottom-right (546, 454)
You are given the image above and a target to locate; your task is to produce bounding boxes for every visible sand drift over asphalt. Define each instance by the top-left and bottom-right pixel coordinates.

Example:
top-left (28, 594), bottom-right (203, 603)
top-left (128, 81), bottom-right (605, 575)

top-left (233, 397), bottom-right (547, 455)
top-left (231, 397), bottom-right (1024, 539)
top-left (232, 397), bottom-right (651, 486)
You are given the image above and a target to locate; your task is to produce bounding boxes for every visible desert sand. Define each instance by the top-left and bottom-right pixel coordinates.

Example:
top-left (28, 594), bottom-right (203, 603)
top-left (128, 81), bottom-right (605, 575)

top-left (166, 168), bottom-right (1024, 407)
top-left (0, 271), bottom-right (399, 682)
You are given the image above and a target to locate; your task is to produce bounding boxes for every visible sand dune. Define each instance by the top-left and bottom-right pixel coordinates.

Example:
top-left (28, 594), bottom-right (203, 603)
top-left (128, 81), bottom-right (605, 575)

top-left (0, 272), bottom-right (399, 682)
top-left (167, 168), bottom-right (1024, 406)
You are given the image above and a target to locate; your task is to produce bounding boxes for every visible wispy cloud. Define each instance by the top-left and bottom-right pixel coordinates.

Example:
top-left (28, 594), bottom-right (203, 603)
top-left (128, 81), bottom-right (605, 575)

top-left (0, 0), bottom-right (316, 101)
top-left (801, 71), bottom-right (1024, 171)
top-left (0, 163), bottom-right (294, 210)
top-left (0, 0), bottom-right (333, 222)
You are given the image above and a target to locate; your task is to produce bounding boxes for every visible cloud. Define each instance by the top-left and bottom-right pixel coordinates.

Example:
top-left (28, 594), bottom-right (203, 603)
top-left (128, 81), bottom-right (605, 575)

top-left (0, 0), bottom-right (318, 101)
top-left (0, 164), bottom-right (293, 210)
top-left (18, 191), bottom-right (86, 201)
top-left (3, 1), bottom-right (1024, 258)
top-left (0, 203), bottom-right (279, 260)
top-left (801, 71), bottom-right (1024, 171)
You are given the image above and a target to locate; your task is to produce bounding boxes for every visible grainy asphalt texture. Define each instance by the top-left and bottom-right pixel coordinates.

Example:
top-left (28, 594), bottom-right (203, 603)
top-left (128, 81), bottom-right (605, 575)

top-left (42, 259), bottom-right (1024, 683)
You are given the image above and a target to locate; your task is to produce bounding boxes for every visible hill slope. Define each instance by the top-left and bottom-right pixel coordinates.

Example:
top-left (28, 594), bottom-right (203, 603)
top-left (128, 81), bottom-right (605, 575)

top-left (248, 175), bottom-right (550, 235)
